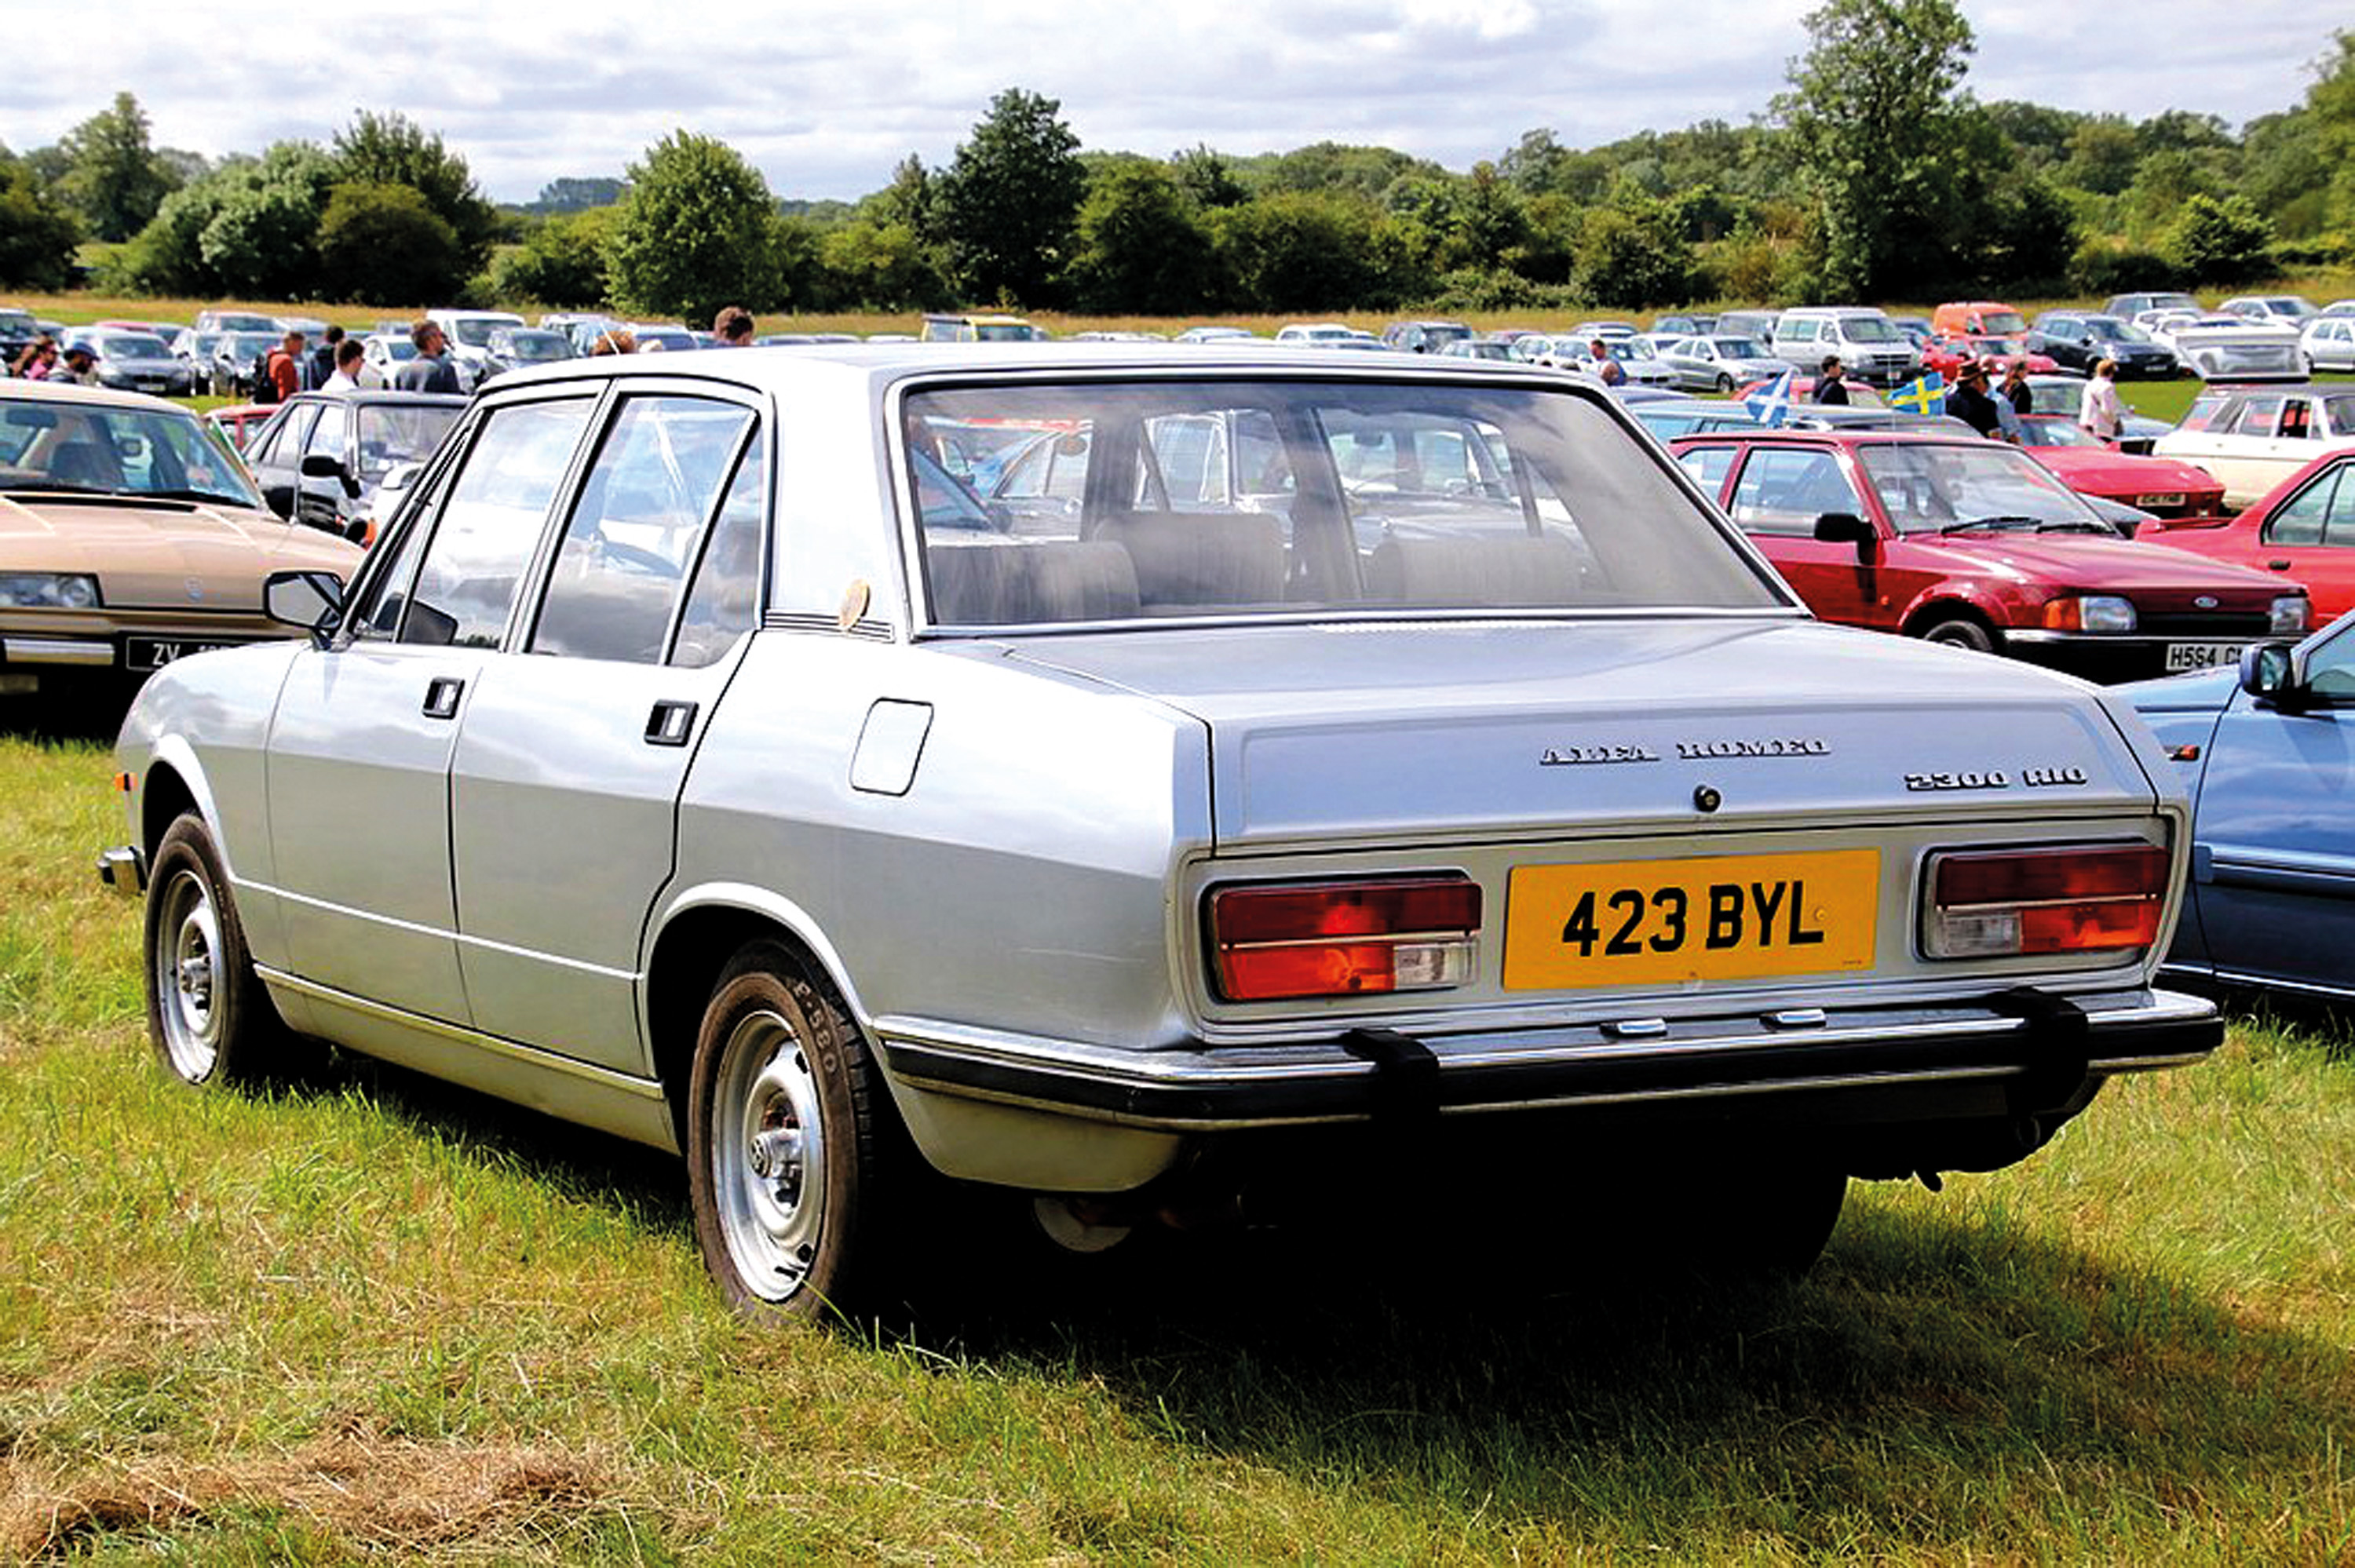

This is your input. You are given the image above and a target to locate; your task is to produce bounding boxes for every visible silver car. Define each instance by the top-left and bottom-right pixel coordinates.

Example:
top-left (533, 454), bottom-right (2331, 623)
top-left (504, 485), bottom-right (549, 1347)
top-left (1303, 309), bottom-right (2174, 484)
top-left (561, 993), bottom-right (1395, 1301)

top-left (1658, 334), bottom-right (1799, 395)
top-left (102, 345), bottom-right (2222, 1320)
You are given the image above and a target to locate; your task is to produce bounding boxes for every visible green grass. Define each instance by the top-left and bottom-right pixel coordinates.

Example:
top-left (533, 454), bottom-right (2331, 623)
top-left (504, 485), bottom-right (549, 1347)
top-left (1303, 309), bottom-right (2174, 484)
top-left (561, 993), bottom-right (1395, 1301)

top-left (2, 730), bottom-right (2351, 1562)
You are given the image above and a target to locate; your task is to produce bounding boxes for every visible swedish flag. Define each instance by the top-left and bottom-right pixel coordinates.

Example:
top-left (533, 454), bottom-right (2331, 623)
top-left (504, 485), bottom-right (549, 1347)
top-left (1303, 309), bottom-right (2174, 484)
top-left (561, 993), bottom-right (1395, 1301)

top-left (1889, 370), bottom-right (1947, 415)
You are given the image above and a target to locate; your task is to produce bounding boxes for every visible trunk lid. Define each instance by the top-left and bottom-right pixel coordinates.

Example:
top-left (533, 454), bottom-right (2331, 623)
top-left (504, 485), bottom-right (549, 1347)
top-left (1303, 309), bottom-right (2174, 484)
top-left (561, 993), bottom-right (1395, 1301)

top-left (1000, 618), bottom-right (2161, 848)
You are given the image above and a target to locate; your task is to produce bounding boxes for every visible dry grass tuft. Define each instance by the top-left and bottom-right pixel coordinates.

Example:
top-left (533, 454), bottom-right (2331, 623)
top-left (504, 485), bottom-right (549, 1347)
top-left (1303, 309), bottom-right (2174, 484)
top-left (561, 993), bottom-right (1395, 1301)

top-left (0, 1424), bottom-right (624, 1559)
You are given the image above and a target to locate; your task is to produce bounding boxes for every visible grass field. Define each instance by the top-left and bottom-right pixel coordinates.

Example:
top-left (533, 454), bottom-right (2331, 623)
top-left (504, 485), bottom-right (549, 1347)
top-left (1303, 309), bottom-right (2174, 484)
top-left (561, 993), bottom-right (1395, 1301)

top-left (1, 729), bottom-right (2351, 1563)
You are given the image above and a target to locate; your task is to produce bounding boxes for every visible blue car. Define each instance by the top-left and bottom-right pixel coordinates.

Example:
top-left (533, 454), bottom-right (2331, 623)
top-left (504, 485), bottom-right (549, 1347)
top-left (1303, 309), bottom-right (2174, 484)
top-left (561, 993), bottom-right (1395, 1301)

top-left (2124, 614), bottom-right (2355, 1003)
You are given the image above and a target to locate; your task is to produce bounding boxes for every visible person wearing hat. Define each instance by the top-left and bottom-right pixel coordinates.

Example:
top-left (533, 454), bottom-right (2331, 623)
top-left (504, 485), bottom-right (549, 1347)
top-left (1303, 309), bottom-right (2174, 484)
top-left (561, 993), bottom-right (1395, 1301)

top-left (1946, 358), bottom-right (2003, 439)
top-left (54, 343), bottom-right (100, 386)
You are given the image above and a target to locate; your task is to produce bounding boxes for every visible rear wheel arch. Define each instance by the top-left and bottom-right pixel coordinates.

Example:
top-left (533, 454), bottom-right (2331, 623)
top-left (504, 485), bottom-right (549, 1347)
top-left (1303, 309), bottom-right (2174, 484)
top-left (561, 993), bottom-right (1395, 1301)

top-left (645, 902), bottom-right (865, 1151)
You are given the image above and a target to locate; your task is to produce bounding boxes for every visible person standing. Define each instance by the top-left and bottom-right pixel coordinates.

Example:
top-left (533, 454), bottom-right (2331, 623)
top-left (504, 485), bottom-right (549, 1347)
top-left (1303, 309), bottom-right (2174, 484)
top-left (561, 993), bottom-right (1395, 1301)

top-left (1816, 355), bottom-right (1850, 405)
top-left (394, 320), bottom-right (462, 393)
top-left (1998, 359), bottom-right (2033, 418)
top-left (1946, 359), bottom-right (2003, 439)
top-left (54, 343), bottom-right (100, 385)
top-left (712, 305), bottom-right (754, 347)
top-left (321, 337), bottom-right (366, 393)
top-left (305, 324), bottom-right (344, 390)
top-left (13, 336), bottom-right (57, 379)
top-left (2079, 359), bottom-right (2123, 443)
top-left (1587, 338), bottom-right (1625, 386)
top-left (263, 330), bottom-right (305, 403)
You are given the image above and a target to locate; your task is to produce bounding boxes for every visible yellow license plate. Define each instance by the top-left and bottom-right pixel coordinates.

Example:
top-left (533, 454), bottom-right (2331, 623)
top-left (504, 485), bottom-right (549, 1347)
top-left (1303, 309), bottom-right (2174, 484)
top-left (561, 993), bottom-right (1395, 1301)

top-left (1502, 850), bottom-right (1880, 990)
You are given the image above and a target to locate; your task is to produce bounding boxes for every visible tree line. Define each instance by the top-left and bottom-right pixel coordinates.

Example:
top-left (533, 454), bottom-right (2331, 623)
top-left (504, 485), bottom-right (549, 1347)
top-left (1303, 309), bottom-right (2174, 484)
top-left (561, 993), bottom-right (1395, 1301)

top-left (3, 2), bottom-right (2350, 319)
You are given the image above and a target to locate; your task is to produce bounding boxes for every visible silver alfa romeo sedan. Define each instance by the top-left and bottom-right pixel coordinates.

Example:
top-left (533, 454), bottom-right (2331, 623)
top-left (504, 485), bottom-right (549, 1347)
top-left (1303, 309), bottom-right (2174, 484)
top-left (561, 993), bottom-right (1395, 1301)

top-left (102, 344), bottom-right (2222, 1318)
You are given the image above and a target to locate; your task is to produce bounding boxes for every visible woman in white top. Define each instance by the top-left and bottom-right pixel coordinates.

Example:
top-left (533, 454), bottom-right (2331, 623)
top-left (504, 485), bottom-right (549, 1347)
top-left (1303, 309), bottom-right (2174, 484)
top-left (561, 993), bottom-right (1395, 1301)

top-left (2079, 359), bottom-right (2124, 441)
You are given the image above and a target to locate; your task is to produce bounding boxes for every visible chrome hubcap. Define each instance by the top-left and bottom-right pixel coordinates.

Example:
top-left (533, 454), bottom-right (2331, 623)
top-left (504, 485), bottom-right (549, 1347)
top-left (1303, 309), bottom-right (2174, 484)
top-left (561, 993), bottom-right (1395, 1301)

top-left (712, 1008), bottom-right (827, 1301)
top-left (155, 868), bottom-right (223, 1080)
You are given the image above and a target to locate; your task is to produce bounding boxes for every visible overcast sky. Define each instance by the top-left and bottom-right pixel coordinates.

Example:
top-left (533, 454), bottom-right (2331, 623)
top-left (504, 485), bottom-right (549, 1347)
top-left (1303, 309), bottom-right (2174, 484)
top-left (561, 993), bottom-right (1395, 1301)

top-left (2, 1), bottom-right (2340, 204)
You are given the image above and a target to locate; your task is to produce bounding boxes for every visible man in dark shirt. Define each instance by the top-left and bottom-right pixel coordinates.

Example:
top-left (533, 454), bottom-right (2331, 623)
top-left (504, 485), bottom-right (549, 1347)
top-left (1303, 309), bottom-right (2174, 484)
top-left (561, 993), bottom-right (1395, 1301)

top-left (305, 324), bottom-right (344, 391)
top-left (1815, 355), bottom-right (1849, 405)
top-left (1946, 359), bottom-right (2003, 439)
top-left (393, 320), bottom-right (462, 394)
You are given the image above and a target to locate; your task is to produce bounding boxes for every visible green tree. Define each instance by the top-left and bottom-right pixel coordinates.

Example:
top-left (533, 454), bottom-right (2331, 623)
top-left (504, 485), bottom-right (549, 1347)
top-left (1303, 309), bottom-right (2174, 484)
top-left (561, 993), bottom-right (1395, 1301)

top-left (1775, 0), bottom-right (1978, 297)
top-left (491, 208), bottom-right (615, 307)
top-left (606, 131), bottom-right (783, 323)
top-left (317, 181), bottom-right (466, 304)
top-left (2165, 193), bottom-right (2275, 285)
top-left (816, 219), bottom-right (954, 311)
top-left (57, 92), bottom-right (175, 242)
top-left (330, 111), bottom-right (498, 275)
top-left (1065, 161), bottom-right (1218, 314)
top-left (0, 162), bottom-right (81, 288)
top-left (1572, 195), bottom-right (1695, 308)
top-left (1170, 145), bottom-right (1249, 210)
top-left (937, 89), bottom-right (1086, 304)
top-left (2305, 31), bottom-right (2355, 228)
top-left (1208, 191), bottom-right (1413, 312)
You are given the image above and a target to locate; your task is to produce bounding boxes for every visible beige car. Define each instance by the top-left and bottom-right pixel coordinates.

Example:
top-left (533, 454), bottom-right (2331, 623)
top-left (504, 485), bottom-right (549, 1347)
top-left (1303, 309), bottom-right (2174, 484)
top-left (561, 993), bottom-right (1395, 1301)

top-left (0, 378), bottom-right (363, 705)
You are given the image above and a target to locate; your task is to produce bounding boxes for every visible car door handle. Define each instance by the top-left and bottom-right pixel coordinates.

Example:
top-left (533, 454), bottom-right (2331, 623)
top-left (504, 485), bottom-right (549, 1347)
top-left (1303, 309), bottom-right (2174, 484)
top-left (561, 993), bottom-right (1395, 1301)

top-left (2267, 560), bottom-right (2292, 571)
top-left (645, 699), bottom-right (699, 747)
top-left (422, 676), bottom-right (464, 720)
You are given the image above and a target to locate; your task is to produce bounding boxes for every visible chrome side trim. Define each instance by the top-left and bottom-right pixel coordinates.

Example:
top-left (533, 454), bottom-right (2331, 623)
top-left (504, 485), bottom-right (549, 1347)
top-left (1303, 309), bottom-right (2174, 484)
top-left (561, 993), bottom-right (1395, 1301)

top-left (250, 881), bottom-right (638, 984)
top-left (3, 637), bottom-right (115, 665)
top-left (257, 965), bottom-right (667, 1102)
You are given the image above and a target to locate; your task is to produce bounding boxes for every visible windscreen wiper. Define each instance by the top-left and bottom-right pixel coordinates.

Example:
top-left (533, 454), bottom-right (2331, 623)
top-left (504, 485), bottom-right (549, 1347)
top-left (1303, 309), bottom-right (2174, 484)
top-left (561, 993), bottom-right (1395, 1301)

top-left (1938, 515), bottom-right (2042, 534)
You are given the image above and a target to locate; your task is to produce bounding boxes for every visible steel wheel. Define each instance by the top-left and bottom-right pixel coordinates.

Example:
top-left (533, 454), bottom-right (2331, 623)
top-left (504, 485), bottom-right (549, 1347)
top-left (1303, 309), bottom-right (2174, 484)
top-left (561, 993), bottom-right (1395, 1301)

top-left (152, 863), bottom-right (225, 1081)
top-left (710, 1005), bottom-right (831, 1301)
top-left (143, 813), bottom-right (288, 1087)
top-left (687, 942), bottom-right (903, 1322)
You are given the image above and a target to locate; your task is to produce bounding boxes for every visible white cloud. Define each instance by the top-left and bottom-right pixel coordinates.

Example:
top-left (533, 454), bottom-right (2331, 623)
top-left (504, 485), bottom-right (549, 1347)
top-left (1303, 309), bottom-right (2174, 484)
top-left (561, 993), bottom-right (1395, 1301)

top-left (0, 0), bottom-right (2336, 202)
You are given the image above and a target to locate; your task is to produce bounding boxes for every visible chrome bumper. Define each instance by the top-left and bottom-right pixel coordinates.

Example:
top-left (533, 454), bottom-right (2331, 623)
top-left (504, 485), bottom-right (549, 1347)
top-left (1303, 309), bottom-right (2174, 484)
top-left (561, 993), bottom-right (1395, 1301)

top-left (3, 637), bottom-right (114, 667)
top-left (97, 844), bottom-right (147, 898)
top-left (875, 986), bottom-right (2222, 1132)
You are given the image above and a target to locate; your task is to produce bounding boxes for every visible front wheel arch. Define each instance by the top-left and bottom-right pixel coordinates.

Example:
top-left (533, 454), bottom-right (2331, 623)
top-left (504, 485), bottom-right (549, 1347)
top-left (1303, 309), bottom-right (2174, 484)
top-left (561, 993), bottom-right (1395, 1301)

top-left (1904, 604), bottom-right (2003, 655)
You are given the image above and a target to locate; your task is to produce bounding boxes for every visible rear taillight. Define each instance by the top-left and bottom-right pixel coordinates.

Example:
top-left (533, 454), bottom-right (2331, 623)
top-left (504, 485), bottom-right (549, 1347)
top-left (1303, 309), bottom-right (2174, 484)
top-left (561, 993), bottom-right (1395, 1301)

top-left (1924, 844), bottom-right (2168, 959)
top-left (1208, 877), bottom-right (1481, 1002)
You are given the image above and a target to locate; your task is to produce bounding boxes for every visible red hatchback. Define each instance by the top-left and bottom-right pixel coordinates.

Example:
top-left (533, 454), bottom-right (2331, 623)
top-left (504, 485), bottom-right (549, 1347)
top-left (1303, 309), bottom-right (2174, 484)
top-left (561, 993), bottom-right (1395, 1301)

top-left (1670, 430), bottom-right (2310, 681)
top-left (2015, 414), bottom-right (2226, 520)
top-left (2143, 447), bottom-right (2355, 622)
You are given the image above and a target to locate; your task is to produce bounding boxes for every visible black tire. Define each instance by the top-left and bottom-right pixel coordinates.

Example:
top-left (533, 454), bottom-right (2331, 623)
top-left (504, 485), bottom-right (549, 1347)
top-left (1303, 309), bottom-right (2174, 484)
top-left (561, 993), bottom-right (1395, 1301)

top-left (144, 811), bottom-right (289, 1086)
top-left (686, 941), bottom-right (900, 1322)
top-left (1716, 373), bottom-right (1736, 395)
top-left (1918, 614), bottom-right (1997, 655)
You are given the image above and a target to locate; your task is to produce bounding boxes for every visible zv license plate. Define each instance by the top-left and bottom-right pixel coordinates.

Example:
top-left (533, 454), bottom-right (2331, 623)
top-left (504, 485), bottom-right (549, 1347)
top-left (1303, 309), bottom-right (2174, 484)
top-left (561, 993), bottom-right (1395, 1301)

top-left (1502, 850), bottom-right (1880, 990)
top-left (2164, 641), bottom-right (2244, 673)
top-left (126, 636), bottom-right (241, 671)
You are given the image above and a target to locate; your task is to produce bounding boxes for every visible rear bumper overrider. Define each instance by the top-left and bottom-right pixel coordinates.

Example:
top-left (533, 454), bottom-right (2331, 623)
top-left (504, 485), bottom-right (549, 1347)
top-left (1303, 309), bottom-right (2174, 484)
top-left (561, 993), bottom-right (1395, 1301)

top-left (875, 986), bottom-right (2220, 1132)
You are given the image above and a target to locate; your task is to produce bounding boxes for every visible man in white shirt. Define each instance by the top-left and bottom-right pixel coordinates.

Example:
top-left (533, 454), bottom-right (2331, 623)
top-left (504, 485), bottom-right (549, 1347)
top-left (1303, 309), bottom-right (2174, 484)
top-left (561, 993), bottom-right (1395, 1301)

top-left (320, 337), bottom-right (365, 393)
top-left (2079, 358), bottom-right (2123, 441)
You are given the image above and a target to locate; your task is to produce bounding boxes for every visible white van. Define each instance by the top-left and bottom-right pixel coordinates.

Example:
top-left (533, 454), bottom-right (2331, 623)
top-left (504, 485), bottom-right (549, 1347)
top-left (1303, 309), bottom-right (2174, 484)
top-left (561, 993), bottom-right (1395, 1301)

top-left (1770, 308), bottom-right (1921, 388)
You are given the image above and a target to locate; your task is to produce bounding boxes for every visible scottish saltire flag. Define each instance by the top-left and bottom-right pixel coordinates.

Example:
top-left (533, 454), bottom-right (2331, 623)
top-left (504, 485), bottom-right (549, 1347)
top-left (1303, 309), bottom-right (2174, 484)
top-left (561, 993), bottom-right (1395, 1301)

top-left (1743, 369), bottom-right (1797, 428)
top-left (1889, 370), bottom-right (1947, 414)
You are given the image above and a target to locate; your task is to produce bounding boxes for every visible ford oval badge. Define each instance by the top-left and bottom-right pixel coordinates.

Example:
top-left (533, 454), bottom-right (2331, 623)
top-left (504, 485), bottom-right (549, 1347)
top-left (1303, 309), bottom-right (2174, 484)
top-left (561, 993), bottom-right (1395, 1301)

top-left (2193, 595), bottom-right (2218, 610)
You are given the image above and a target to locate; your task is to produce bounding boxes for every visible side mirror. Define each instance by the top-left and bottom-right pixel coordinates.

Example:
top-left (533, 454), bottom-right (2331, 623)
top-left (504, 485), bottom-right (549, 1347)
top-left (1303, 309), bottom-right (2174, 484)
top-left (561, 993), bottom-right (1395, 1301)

top-left (264, 569), bottom-right (345, 647)
top-left (2239, 641), bottom-right (2298, 703)
top-left (1814, 511), bottom-right (1879, 560)
top-left (300, 450), bottom-right (361, 498)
